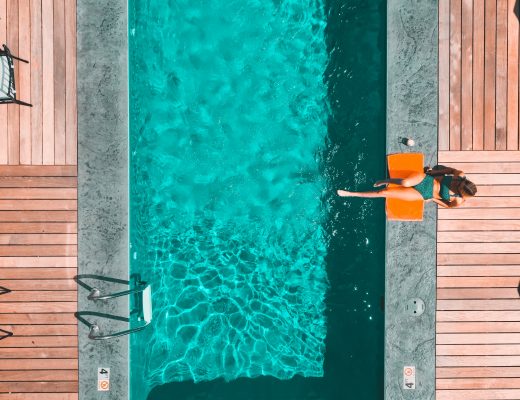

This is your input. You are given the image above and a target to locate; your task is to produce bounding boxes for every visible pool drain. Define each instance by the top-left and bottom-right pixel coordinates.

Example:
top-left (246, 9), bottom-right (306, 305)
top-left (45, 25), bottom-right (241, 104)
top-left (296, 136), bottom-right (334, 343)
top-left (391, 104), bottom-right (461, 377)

top-left (404, 298), bottom-right (425, 317)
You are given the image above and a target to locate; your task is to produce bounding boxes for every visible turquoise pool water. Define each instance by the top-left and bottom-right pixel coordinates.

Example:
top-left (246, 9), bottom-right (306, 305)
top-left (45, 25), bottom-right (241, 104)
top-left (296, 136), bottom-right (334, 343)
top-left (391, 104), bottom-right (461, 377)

top-left (130, 0), bottom-right (385, 399)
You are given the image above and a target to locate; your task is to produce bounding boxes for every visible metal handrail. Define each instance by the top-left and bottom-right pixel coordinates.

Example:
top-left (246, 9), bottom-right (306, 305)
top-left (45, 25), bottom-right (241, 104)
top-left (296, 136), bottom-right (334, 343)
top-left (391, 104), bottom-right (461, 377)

top-left (74, 274), bottom-right (152, 340)
top-left (74, 311), bottom-right (149, 340)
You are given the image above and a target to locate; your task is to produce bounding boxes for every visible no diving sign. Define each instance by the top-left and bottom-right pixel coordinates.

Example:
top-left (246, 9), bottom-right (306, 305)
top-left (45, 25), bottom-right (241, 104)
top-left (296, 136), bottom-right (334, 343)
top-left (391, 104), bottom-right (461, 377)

top-left (98, 368), bottom-right (110, 391)
top-left (403, 366), bottom-right (416, 390)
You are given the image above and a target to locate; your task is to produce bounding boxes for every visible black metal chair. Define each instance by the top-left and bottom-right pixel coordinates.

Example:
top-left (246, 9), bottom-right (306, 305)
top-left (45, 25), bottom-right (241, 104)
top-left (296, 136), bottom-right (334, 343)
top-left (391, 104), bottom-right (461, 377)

top-left (0, 44), bottom-right (32, 107)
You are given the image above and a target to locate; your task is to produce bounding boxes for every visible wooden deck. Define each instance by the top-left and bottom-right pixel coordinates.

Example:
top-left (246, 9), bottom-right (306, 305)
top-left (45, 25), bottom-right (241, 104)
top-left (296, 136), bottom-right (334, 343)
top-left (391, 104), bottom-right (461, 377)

top-left (0, 1), bottom-right (78, 399)
top-left (437, 0), bottom-right (520, 399)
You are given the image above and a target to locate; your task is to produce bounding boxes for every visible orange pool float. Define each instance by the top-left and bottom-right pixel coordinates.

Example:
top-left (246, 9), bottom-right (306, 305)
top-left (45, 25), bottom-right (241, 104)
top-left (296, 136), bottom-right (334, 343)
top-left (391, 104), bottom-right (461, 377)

top-left (386, 153), bottom-right (424, 221)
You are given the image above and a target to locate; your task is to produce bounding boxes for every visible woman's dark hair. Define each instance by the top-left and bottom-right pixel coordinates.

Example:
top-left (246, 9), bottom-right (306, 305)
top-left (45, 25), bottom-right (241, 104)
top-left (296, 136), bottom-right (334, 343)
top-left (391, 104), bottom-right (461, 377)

top-left (454, 176), bottom-right (477, 197)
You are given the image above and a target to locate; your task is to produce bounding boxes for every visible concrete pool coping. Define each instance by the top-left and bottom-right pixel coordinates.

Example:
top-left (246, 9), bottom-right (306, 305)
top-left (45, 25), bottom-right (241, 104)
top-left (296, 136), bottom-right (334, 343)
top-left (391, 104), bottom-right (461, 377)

top-left (76, 1), bottom-right (437, 399)
top-left (77, 1), bottom-right (129, 399)
top-left (385, 1), bottom-right (437, 399)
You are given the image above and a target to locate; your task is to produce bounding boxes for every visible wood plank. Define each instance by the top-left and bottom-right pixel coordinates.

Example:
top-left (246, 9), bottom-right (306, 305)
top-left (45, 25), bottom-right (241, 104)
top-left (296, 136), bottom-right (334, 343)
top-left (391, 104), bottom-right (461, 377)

top-left (496, 0), bottom-right (509, 149)
top-left (1, 290), bottom-right (76, 302)
top-left (0, 279), bottom-right (75, 291)
top-left (439, 0), bottom-right (450, 150)
top-left (437, 322), bottom-right (520, 333)
top-left (30, 0), bottom-right (43, 164)
top-left (484, 0), bottom-right (497, 149)
top-left (53, 0), bottom-right (65, 164)
top-left (0, 0), bottom-right (7, 164)
top-left (439, 151), bottom-right (520, 162)
top-left (463, 173), bottom-right (520, 184)
top-left (0, 256), bottom-right (76, 267)
top-left (438, 253), bottom-right (520, 264)
top-left (0, 188), bottom-right (77, 199)
top-left (0, 176), bottom-right (77, 187)
top-left (473, 0), bottom-right (486, 149)
top-left (0, 381), bottom-right (78, 393)
top-left (0, 245), bottom-right (76, 256)
top-left (3, 324), bottom-right (76, 336)
top-left (41, 0), bottom-right (54, 164)
top-left (437, 389), bottom-right (520, 400)
top-left (438, 208), bottom-right (520, 219)
top-left (4, 325), bottom-right (76, 337)
top-left (0, 222), bottom-right (77, 233)
top-left (0, 313), bottom-right (76, 324)
top-left (65, 0), bottom-right (76, 165)
top-left (438, 277), bottom-right (519, 287)
top-left (437, 344), bottom-right (520, 355)
top-left (0, 395), bottom-right (77, 400)
top-left (0, 335), bottom-right (77, 347)
top-left (7, 0), bottom-right (20, 165)
top-left (438, 231), bottom-right (520, 242)
top-left (448, 162), bottom-right (520, 173)
top-left (463, 197), bottom-right (520, 207)
top-left (0, 370), bottom-right (77, 382)
top-left (438, 265), bottom-right (520, 276)
top-left (0, 233), bottom-right (76, 244)
top-left (0, 200), bottom-right (77, 210)
top-left (437, 377), bottom-right (520, 389)
top-left (438, 242), bottom-right (520, 253)
top-left (0, 165), bottom-right (77, 176)
top-left (0, 211), bottom-right (76, 222)
top-left (0, 302), bottom-right (76, 314)
top-left (438, 355), bottom-right (520, 367)
top-left (461, 0), bottom-right (473, 149)
top-left (477, 186), bottom-right (520, 197)
top-left (438, 219), bottom-right (520, 231)
top-left (450, 0), bottom-right (462, 150)
top-left (0, 267), bottom-right (76, 279)
top-left (0, 358), bottom-right (77, 370)
top-left (438, 300), bottom-right (520, 310)
top-left (438, 288), bottom-right (520, 299)
top-left (0, 347), bottom-right (77, 359)
top-left (18, 0), bottom-right (31, 164)
top-left (507, 0), bottom-right (519, 149)
top-left (438, 367), bottom-right (520, 378)
top-left (438, 311), bottom-right (520, 321)
top-left (437, 333), bottom-right (520, 344)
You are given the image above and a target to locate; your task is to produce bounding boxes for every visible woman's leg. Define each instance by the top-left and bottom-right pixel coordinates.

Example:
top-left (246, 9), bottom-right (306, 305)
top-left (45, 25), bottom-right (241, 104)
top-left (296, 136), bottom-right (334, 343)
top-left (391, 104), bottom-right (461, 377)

top-left (374, 171), bottom-right (426, 188)
top-left (337, 186), bottom-right (423, 201)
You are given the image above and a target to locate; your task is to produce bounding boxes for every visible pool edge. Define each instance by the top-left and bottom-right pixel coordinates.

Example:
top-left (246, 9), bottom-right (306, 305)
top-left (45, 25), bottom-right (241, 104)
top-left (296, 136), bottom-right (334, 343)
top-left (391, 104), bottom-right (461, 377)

top-left (77, 1), bottom-right (130, 399)
top-left (385, 1), bottom-right (438, 399)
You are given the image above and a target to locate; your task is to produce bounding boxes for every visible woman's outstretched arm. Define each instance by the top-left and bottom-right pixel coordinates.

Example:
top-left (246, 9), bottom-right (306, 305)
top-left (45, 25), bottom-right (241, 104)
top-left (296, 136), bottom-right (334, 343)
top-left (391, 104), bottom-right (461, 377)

top-left (432, 197), bottom-right (464, 208)
top-left (426, 165), bottom-right (465, 177)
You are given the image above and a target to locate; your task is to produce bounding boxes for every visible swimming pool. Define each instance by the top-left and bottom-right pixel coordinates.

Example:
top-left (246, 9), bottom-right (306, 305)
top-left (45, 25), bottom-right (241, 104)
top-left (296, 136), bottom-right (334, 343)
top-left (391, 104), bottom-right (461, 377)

top-left (129, 0), bottom-right (385, 399)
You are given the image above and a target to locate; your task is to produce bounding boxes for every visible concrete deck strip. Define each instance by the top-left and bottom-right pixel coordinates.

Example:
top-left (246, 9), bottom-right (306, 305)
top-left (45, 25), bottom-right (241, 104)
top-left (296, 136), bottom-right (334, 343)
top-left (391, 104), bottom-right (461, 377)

top-left (77, 0), bottom-right (129, 399)
top-left (385, 0), bottom-right (438, 399)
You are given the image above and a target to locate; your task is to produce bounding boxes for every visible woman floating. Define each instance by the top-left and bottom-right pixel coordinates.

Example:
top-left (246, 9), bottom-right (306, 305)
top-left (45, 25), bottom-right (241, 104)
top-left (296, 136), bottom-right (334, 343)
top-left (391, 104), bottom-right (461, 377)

top-left (337, 165), bottom-right (477, 208)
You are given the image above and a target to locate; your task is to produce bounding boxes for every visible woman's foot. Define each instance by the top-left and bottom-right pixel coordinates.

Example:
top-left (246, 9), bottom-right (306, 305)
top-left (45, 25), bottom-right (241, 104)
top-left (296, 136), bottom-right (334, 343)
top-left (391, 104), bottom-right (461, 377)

top-left (337, 189), bottom-right (352, 197)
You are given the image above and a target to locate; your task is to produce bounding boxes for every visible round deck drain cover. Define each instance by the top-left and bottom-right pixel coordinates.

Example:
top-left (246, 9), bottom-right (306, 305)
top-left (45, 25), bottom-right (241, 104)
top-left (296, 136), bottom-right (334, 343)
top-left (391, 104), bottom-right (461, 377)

top-left (405, 298), bottom-right (425, 317)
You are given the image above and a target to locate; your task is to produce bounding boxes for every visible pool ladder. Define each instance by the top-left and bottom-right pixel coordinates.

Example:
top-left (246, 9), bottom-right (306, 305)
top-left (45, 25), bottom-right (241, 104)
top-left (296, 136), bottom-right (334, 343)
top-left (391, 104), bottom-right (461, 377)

top-left (75, 274), bottom-right (152, 340)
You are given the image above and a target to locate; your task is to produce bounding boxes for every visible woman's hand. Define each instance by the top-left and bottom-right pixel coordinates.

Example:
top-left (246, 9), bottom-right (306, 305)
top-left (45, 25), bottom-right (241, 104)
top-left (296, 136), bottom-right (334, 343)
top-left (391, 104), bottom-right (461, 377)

top-left (432, 198), bottom-right (449, 208)
top-left (373, 181), bottom-right (388, 187)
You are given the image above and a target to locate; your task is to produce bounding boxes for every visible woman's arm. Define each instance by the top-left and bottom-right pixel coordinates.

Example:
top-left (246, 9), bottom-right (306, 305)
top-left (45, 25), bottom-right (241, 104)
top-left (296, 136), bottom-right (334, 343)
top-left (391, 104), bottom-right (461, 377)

top-left (426, 165), bottom-right (464, 177)
top-left (432, 197), bottom-right (464, 208)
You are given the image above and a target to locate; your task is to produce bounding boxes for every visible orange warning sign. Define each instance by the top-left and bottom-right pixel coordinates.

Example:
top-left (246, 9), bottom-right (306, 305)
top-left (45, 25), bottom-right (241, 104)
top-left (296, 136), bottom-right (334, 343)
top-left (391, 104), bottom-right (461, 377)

top-left (404, 368), bottom-right (413, 376)
top-left (99, 380), bottom-right (109, 391)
